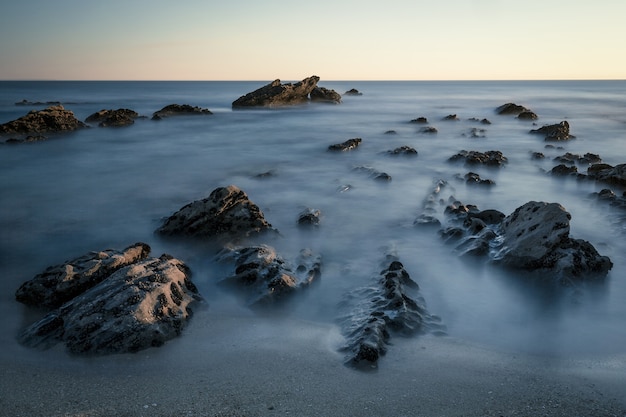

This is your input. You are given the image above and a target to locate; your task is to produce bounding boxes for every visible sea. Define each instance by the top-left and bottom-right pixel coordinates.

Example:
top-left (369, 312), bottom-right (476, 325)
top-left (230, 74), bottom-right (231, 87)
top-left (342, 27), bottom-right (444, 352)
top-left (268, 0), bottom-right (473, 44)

top-left (1, 80), bottom-right (625, 361)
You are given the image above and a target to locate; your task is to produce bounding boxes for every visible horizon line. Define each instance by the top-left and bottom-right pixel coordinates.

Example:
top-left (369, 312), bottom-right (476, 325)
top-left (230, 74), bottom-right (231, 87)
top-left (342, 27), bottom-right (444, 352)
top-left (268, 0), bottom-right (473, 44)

top-left (1, 78), bottom-right (625, 83)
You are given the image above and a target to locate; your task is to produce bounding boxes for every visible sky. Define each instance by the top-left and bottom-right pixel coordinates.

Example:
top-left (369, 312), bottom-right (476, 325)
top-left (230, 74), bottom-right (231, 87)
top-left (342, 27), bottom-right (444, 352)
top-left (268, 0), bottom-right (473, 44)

top-left (0, 0), bottom-right (624, 81)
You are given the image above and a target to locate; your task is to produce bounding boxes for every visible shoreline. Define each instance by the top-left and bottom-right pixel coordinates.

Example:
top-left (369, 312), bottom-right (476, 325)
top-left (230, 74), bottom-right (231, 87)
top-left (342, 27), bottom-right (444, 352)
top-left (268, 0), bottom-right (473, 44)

top-left (2, 313), bottom-right (625, 417)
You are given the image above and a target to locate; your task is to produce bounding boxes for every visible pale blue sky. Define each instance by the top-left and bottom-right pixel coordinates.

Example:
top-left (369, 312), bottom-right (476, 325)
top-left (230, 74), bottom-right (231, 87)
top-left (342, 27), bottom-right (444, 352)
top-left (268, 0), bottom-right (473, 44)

top-left (1, 0), bottom-right (624, 80)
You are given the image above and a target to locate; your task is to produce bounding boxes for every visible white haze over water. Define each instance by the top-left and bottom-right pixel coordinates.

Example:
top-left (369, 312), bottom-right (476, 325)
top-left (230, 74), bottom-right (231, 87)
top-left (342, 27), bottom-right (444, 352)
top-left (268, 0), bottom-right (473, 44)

top-left (1, 80), bottom-right (625, 365)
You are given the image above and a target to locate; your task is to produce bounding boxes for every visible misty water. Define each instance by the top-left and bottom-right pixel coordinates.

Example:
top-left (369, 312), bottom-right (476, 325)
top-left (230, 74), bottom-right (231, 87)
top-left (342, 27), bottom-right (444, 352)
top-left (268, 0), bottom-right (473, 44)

top-left (1, 80), bottom-right (625, 364)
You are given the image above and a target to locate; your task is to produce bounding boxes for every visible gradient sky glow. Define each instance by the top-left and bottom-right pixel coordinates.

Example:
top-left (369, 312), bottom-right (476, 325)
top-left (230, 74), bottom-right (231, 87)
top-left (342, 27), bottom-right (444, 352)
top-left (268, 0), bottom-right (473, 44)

top-left (1, 0), bottom-right (624, 80)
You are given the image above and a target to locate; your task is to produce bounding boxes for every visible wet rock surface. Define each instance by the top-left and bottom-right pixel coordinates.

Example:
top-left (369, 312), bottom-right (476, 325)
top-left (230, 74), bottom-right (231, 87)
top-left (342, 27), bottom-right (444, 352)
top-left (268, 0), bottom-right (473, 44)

top-left (156, 185), bottom-right (275, 240)
top-left (328, 137), bottom-right (362, 151)
top-left (386, 146), bottom-right (418, 156)
top-left (152, 104), bottom-right (212, 120)
top-left (496, 102), bottom-right (532, 115)
top-left (297, 208), bottom-right (322, 227)
top-left (310, 86), bottom-right (342, 103)
top-left (232, 76), bottom-right (320, 108)
top-left (530, 121), bottom-right (573, 141)
top-left (0, 105), bottom-right (87, 136)
top-left (587, 163), bottom-right (626, 187)
top-left (448, 150), bottom-right (508, 166)
top-left (17, 250), bottom-right (201, 354)
top-left (85, 108), bottom-right (140, 127)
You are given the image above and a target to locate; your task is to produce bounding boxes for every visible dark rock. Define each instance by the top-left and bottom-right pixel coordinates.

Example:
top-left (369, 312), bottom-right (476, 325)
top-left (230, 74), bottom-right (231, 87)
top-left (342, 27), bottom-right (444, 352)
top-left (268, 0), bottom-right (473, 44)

top-left (469, 209), bottom-right (505, 224)
top-left (328, 138), bottom-right (362, 151)
top-left (353, 166), bottom-right (392, 181)
top-left (530, 121), bottom-right (573, 141)
top-left (442, 114), bottom-right (459, 121)
top-left (5, 135), bottom-right (47, 144)
top-left (217, 245), bottom-right (321, 307)
top-left (410, 117), bottom-right (428, 124)
top-left (465, 172), bottom-right (495, 186)
top-left (551, 164), bottom-right (578, 176)
top-left (554, 152), bottom-right (602, 165)
top-left (587, 163), bottom-right (626, 187)
top-left (86, 109), bottom-right (140, 127)
top-left (310, 86), bottom-right (341, 103)
top-left (297, 208), bottom-right (321, 227)
top-left (15, 99), bottom-right (62, 106)
top-left (463, 128), bottom-right (486, 138)
top-left (531, 152), bottom-right (545, 159)
top-left (232, 76), bottom-right (320, 108)
top-left (0, 105), bottom-right (87, 136)
top-left (448, 150), bottom-right (508, 167)
top-left (480, 118), bottom-right (492, 125)
top-left (344, 88), bottom-right (363, 96)
top-left (338, 252), bottom-right (444, 369)
top-left (18, 253), bottom-right (201, 354)
top-left (419, 126), bottom-right (438, 134)
top-left (414, 179), bottom-right (449, 227)
top-left (387, 146), bottom-right (418, 156)
top-left (517, 110), bottom-right (538, 120)
top-left (496, 103), bottom-right (531, 115)
top-left (15, 243), bottom-right (151, 309)
top-left (384, 130), bottom-right (397, 135)
top-left (152, 104), bottom-right (212, 120)
top-left (156, 185), bottom-right (275, 240)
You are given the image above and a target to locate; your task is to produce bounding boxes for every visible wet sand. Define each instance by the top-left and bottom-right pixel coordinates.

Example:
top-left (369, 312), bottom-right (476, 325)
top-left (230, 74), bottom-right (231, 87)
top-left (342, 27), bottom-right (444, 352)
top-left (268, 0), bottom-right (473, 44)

top-left (1, 312), bottom-right (625, 417)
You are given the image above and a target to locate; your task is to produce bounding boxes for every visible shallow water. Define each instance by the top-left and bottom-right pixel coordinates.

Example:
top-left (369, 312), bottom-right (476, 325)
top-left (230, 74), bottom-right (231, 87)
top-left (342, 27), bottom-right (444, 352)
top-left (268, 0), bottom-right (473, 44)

top-left (1, 80), bottom-right (625, 363)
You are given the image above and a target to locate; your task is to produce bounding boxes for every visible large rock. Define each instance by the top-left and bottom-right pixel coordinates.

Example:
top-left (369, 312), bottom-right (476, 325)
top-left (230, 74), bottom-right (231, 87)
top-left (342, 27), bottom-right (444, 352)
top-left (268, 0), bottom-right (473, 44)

top-left (448, 150), bottom-right (508, 167)
top-left (0, 105), bottom-right (87, 135)
top-left (530, 121), bottom-right (572, 141)
top-left (15, 242), bottom-right (151, 309)
top-left (85, 109), bottom-right (140, 127)
top-left (156, 185), bottom-right (275, 240)
top-left (496, 102), bottom-right (532, 115)
top-left (217, 245), bottom-right (321, 307)
top-left (232, 76), bottom-right (320, 108)
top-left (18, 253), bottom-right (201, 354)
top-left (587, 163), bottom-right (626, 187)
top-left (151, 104), bottom-right (212, 120)
top-left (310, 86), bottom-right (342, 103)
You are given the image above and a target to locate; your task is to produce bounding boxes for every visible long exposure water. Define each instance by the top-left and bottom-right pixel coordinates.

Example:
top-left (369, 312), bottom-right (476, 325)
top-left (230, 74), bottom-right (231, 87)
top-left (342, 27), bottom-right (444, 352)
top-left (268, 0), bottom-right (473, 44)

top-left (1, 80), bottom-right (625, 364)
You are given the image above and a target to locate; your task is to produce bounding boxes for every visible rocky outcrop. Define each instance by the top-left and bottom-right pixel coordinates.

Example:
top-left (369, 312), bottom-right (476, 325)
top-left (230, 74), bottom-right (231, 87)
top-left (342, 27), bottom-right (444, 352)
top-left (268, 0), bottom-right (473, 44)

top-left (448, 150), bottom-right (508, 167)
top-left (156, 185), bottom-right (275, 240)
top-left (344, 88), bottom-right (363, 96)
top-left (297, 208), bottom-right (322, 227)
top-left (386, 146), bottom-right (418, 156)
top-left (216, 245), bottom-right (321, 307)
top-left (0, 105), bottom-right (87, 136)
top-left (152, 104), bottom-right (212, 120)
top-left (410, 116), bottom-right (428, 124)
top-left (551, 164), bottom-right (578, 176)
top-left (464, 172), bottom-right (495, 186)
top-left (414, 179), bottom-right (450, 227)
top-left (442, 114), bottom-right (459, 121)
top-left (530, 121), bottom-right (573, 141)
top-left (310, 86), bottom-right (341, 104)
top-left (496, 102), bottom-right (531, 115)
top-left (419, 126), bottom-right (438, 134)
top-left (232, 76), bottom-right (320, 108)
top-left (353, 165), bottom-right (392, 181)
top-left (554, 152), bottom-right (602, 165)
top-left (85, 109), bottom-right (140, 127)
top-left (338, 252), bottom-right (444, 369)
top-left (587, 163), bottom-right (626, 187)
top-left (518, 110), bottom-right (538, 120)
top-left (15, 243), bottom-right (151, 309)
top-left (328, 138), bottom-right (362, 151)
top-left (18, 253), bottom-right (201, 354)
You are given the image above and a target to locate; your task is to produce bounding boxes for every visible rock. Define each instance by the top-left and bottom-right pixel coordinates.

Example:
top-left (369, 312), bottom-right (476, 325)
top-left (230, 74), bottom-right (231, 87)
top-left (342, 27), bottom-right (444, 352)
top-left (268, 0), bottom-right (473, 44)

top-left (517, 110), bottom-right (538, 120)
top-left (0, 105), bottom-right (87, 136)
top-left (232, 76), bottom-right (320, 108)
top-left (344, 88), bottom-right (363, 96)
top-left (419, 126), bottom-right (438, 134)
top-left (554, 152), bottom-right (601, 165)
top-left (384, 130), bottom-right (397, 135)
top-left (310, 86), bottom-right (341, 103)
top-left (448, 150), bottom-right (508, 167)
top-left (587, 163), bottom-right (626, 187)
top-left (156, 185), bottom-right (275, 240)
top-left (551, 164), bottom-right (578, 176)
top-left (15, 243), bottom-right (151, 309)
top-left (328, 138), bottom-right (362, 151)
top-left (152, 104), bottom-right (212, 120)
top-left (414, 179), bottom-right (450, 227)
top-left (531, 152), bottom-right (545, 159)
top-left (18, 253), bottom-right (201, 354)
top-left (338, 252), bottom-right (444, 369)
top-left (496, 103), bottom-right (531, 115)
top-left (465, 172), bottom-right (495, 186)
top-left (387, 146), bottom-right (418, 156)
top-left (463, 128), bottom-right (486, 138)
top-left (353, 166), bottom-right (392, 181)
top-left (15, 99), bottom-right (62, 106)
top-left (530, 121), bottom-right (573, 141)
top-left (5, 135), bottom-right (47, 144)
top-left (217, 245), bottom-right (321, 307)
top-left (410, 117), bottom-right (428, 124)
top-left (86, 108), bottom-right (140, 127)
top-left (442, 114), bottom-right (459, 121)
top-left (297, 208), bottom-right (321, 227)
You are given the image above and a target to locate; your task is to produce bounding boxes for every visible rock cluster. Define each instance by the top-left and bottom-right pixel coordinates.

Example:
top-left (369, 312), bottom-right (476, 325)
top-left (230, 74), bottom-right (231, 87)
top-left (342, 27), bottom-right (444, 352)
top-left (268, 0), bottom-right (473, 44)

top-left (448, 150), bottom-right (508, 166)
top-left (232, 76), bottom-right (321, 108)
top-left (0, 105), bottom-right (86, 136)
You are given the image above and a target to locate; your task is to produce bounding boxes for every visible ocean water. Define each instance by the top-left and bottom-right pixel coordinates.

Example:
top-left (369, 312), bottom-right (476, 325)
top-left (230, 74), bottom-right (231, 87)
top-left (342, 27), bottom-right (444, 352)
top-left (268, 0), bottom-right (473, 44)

top-left (1, 80), bottom-right (625, 362)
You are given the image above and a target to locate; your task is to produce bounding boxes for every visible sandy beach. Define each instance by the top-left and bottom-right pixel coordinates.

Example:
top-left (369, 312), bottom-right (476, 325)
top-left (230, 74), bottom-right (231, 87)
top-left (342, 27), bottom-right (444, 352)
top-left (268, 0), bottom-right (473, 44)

top-left (1, 310), bottom-right (625, 417)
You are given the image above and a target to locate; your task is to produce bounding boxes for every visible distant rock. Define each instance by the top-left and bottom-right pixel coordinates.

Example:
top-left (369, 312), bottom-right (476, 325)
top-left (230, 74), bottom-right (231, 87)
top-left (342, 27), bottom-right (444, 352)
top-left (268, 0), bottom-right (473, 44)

top-left (15, 242), bottom-right (151, 309)
top-left (386, 145), bottom-right (418, 156)
top-left (15, 99), bottom-right (62, 106)
top-left (328, 137), bottom-right (362, 151)
top-left (464, 172), bottom-right (495, 186)
top-left (0, 105), bottom-right (87, 136)
top-left (86, 108), bottom-right (140, 127)
top-left (152, 104), bottom-right (212, 120)
top-left (353, 165), bottom-right (392, 181)
top-left (217, 245), bottom-right (321, 307)
top-left (419, 126), bottom-right (438, 134)
top-left (442, 114), bottom-right (459, 121)
top-left (530, 121), bottom-right (573, 141)
top-left (463, 128), bottom-right (486, 138)
top-left (554, 152), bottom-right (602, 165)
top-left (551, 164), bottom-right (578, 176)
top-left (518, 110), bottom-right (538, 120)
top-left (5, 135), bottom-right (48, 144)
top-left (344, 88), bottom-right (363, 96)
top-left (496, 102), bottom-right (532, 115)
top-left (232, 76), bottom-right (320, 108)
top-left (156, 185), bottom-right (276, 240)
top-left (18, 253), bottom-right (201, 354)
top-left (310, 86), bottom-right (341, 104)
top-left (448, 150), bottom-right (508, 167)
top-left (410, 117), bottom-right (428, 124)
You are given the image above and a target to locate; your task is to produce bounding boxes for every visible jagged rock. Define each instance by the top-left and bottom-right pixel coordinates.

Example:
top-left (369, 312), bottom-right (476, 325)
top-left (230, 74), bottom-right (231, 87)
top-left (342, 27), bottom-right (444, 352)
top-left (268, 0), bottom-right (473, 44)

top-left (297, 208), bottom-right (321, 227)
top-left (530, 121), bottom-right (573, 141)
top-left (156, 185), bottom-right (275, 240)
top-left (465, 172), bottom-right (495, 186)
top-left (553, 152), bottom-right (601, 165)
top-left (387, 146), bottom-right (418, 156)
top-left (414, 179), bottom-right (450, 227)
top-left (15, 243), bottom-right (151, 309)
top-left (531, 152), bottom-right (545, 159)
top-left (86, 109), bottom-right (140, 127)
top-left (338, 252), bottom-right (444, 369)
top-left (217, 245), bottom-right (321, 307)
top-left (152, 104), bottom-right (212, 120)
top-left (328, 138), bottom-right (361, 151)
top-left (496, 103), bottom-right (531, 115)
top-left (310, 86), bottom-right (341, 103)
top-left (410, 117), bottom-right (428, 124)
top-left (587, 163), bottom-right (626, 187)
top-left (232, 76), bottom-right (320, 108)
top-left (344, 88), bottom-right (362, 96)
top-left (551, 164), bottom-right (578, 176)
top-left (18, 253), bottom-right (201, 354)
top-left (0, 105), bottom-right (87, 136)
top-left (448, 150), bottom-right (508, 167)
top-left (419, 126), bottom-right (438, 134)
top-left (442, 114), bottom-right (459, 121)
top-left (518, 110), bottom-right (538, 120)
top-left (353, 165), bottom-right (392, 181)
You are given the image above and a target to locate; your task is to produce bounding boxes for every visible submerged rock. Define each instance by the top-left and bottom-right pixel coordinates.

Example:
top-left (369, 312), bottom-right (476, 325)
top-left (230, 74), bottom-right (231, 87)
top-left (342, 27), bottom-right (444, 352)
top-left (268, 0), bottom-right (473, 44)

top-left (0, 105), bottom-right (87, 136)
top-left (464, 172), bottom-right (495, 186)
top-left (232, 76), bottom-right (320, 108)
top-left (386, 145), bottom-right (418, 156)
top-left (217, 245), bottom-right (321, 307)
top-left (328, 138), bottom-right (362, 151)
top-left (18, 253), bottom-right (201, 354)
top-left (448, 150), bottom-right (508, 167)
top-left (410, 116), bottom-right (428, 124)
top-left (517, 110), bottom-right (538, 120)
top-left (152, 104), bottom-right (212, 120)
top-left (297, 208), bottom-right (322, 227)
top-left (530, 121), bottom-right (573, 141)
top-left (551, 164), bottom-right (578, 176)
top-left (496, 102), bottom-right (531, 115)
top-left (310, 86), bottom-right (341, 103)
top-left (86, 108), bottom-right (140, 127)
top-left (353, 165), bottom-right (392, 181)
top-left (156, 185), bottom-right (275, 240)
top-left (15, 242), bottom-right (151, 309)
top-left (344, 88), bottom-right (363, 96)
